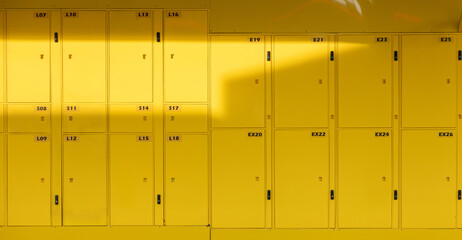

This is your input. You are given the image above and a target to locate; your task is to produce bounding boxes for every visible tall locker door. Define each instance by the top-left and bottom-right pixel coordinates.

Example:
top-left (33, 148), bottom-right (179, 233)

top-left (338, 129), bottom-right (392, 228)
top-left (8, 134), bottom-right (50, 226)
top-left (7, 10), bottom-right (50, 102)
top-left (63, 11), bottom-right (106, 103)
top-left (338, 35), bottom-right (392, 127)
top-left (402, 130), bottom-right (456, 228)
top-left (164, 11), bottom-right (208, 103)
top-left (109, 11), bottom-right (153, 103)
top-left (165, 135), bottom-right (208, 225)
top-left (402, 35), bottom-right (457, 128)
top-left (63, 134), bottom-right (107, 226)
top-left (274, 130), bottom-right (329, 228)
top-left (211, 36), bottom-right (265, 128)
top-left (0, 135), bottom-right (4, 227)
top-left (212, 130), bottom-right (265, 228)
top-left (110, 134), bottom-right (153, 225)
top-left (274, 36), bottom-right (328, 128)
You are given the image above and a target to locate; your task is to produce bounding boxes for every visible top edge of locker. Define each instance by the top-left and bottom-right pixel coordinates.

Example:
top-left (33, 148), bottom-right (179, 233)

top-left (0, 0), bottom-right (210, 9)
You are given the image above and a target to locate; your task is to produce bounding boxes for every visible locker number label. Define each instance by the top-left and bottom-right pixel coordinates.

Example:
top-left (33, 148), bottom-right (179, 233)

top-left (375, 132), bottom-right (390, 137)
top-left (248, 132), bottom-right (263, 137)
top-left (35, 136), bottom-right (49, 142)
top-left (64, 12), bottom-right (79, 18)
top-left (137, 136), bottom-right (151, 142)
top-left (137, 12), bottom-right (150, 18)
top-left (441, 37), bottom-right (453, 42)
top-left (36, 106), bottom-right (48, 111)
top-left (439, 132), bottom-right (454, 137)
top-left (167, 12), bottom-right (181, 18)
top-left (168, 135), bottom-right (182, 142)
top-left (313, 37), bottom-right (324, 42)
top-left (138, 106), bottom-right (150, 111)
top-left (65, 136), bottom-right (79, 142)
top-left (250, 37), bottom-right (261, 43)
top-left (66, 106), bottom-right (78, 111)
top-left (168, 106), bottom-right (180, 111)
top-left (34, 12), bottom-right (48, 18)
top-left (376, 37), bottom-right (388, 42)
top-left (312, 132), bottom-right (326, 137)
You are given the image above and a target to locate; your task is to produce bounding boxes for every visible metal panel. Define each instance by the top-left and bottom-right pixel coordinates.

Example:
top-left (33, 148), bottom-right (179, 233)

top-left (7, 10), bottom-right (50, 103)
top-left (211, 130), bottom-right (265, 228)
top-left (8, 105), bottom-right (50, 133)
top-left (164, 105), bottom-right (208, 133)
top-left (402, 130), bottom-right (456, 228)
top-left (274, 130), bottom-right (329, 228)
top-left (338, 35), bottom-right (392, 128)
top-left (8, 134), bottom-right (50, 226)
top-left (63, 134), bottom-right (107, 226)
top-left (338, 129), bottom-right (392, 228)
top-left (110, 134), bottom-right (154, 225)
top-left (109, 105), bottom-right (152, 133)
top-left (211, 35), bottom-right (265, 128)
top-left (274, 36), bottom-right (328, 128)
top-left (62, 104), bottom-right (107, 133)
top-left (0, 134), bottom-right (4, 227)
top-left (165, 134), bottom-right (208, 225)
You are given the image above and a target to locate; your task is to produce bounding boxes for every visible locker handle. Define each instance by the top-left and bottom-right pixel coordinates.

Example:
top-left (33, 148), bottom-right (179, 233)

top-left (394, 190), bottom-right (398, 200)
top-left (157, 194), bottom-right (161, 204)
top-left (267, 190), bottom-right (271, 200)
top-left (394, 51), bottom-right (398, 61)
top-left (55, 195), bottom-right (59, 205)
top-left (330, 51), bottom-right (334, 61)
top-left (54, 32), bottom-right (58, 43)
top-left (156, 32), bottom-right (161, 42)
top-left (267, 51), bottom-right (271, 61)
top-left (459, 50), bottom-right (462, 61)
top-left (458, 190), bottom-right (461, 200)
top-left (330, 190), bottom-right (334, 200)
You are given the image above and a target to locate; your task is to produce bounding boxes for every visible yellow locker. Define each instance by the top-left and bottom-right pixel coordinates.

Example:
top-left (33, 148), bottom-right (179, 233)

top-left (274, 130), bottom-right (329, 228)
top-left (0, 134), bottom-right (4, 227)
top-left (8, 134), bottom-right (50, 226)
top-left (62, 104), bottom-right (107, 133)
top-left (7, 10), bottom-right (50, 102)
top-left (274, 36), bottom-right (328, 128)
top-left (211, 35), bottom-right (265, 128)
top-left (109, 10), bottom-right (153, 103)
top-left (8, 104), bottom-right (50, 132)
top-left (402, 130), bottom-right (456, 228)
top-left (165, 105), bottom-right (208, 133)
top-left (110, 134), bottom-right (153, 225)
top-left (109, 105), bottom-right (152, 132)
top-left (165, 134), bottom-right (208, 225)
top-left (0, 10), bottom-right (3, 104)
top-left (164, 10), bottom-right (208, 103)
top-left (402, 35), bottom-right (457, 128)
top-left (63, 11), bottom-right (106, 103)
top-left (338, 129), bottom-right (392, 228)
top-left (211, 130), bottom-right (265, 228)
top-left (338, 35), bottom-right (392, 128)
top-left (63, 134), bottom-right (107, 226)
top-left (0, 105), bottom-right (4, 132)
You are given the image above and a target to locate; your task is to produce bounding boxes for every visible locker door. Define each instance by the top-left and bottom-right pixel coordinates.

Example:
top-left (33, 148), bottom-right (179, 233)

top-left (211, 36), bottom-right (265, 128)
top-left (338, 35), bottom-right (392, 127)
top-left (63, 134), bottom-right (107, 226)
top-left (110, 134), bottom-right (153, 225)
top-left (63, 11), bottom-right (106, 103)
top-left (109, 105), bottom-right (152, 132)
top-left (7, 10), bottom-right (50, 102)
top-left (8, 134), bottom-right (50, 226)
top-left (62, 104), bottom-right (107, 133)
top-left (0, 10), bottom-right (4, 103)
top-left (0, 135), bottom-right (4, 227)
top-left (274, 36), bottom-right (328, 128)
top-left (338, 129), bottom-right (392, 228)
top-left (165, 134), bottom-right (208, 225)
top-left (8, 105), bottom-right (50, 132)
top-left (275, 130), bottom-right (329, 228)
top-left (164, 11), bottom-right (208, 103)
top-left (212, 130), bottom-right (265, 228)
top-left (165, 105), bottom-right (208, 133)
top-left (402, 130), bottom-right (456, 228)
top-left (402, 35), bottom-right (457, 128)
top-left (109, 11), bottom-right (153, 103)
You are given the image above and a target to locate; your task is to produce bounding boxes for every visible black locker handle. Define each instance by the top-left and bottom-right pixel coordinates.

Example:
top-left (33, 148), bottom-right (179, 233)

top-left (267, 51), bottom-right (271, 61)
top-left (330, 51), bottom-right (334, 61)
top-left (394, 51), bottom-right (398, 61)
top-left (330, 190), bottom-right (334, 200)
top-left (156, 32), bottom-right (161, 42)
top-left (458, 190), bottom-right (461, 200)
top-left (157, 194), bottom-right (161, 204)
top-left (267, 190), bottom-right (271, 200)
top-left (394, 190), bottom-right (398, 200)
top-left (54, 32), bottom-right (58, 43)
top-left (55, 195), bottom-right (59, 205)
top-left (458, 50), bottom-right (462, 61)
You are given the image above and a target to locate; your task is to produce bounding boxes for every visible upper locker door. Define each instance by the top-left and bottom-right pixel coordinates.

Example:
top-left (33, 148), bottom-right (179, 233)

top-left (212, 130), bottom-right (265, 228)
top-left (7, 10), bottom-right (50, 102)
top-left (402, 130), bottom-right (456, 228)
top-left (274, 36), bottom-right (328, 128)
top-left (211, 36), bottom-right (265, 128)
top-left (109, 11), bottom-right (153, 103)
top-left (402, 35), bottom-right (457, 128)
top-left (63, 11), bottom-right (106, 103)
top-left (338, 35), bottom-right (392, 127)
top-left (164, 11), bottom-right (208, 103)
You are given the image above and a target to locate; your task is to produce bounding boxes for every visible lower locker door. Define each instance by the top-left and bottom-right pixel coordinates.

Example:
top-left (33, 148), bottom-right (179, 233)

top-left (402, 130), bottom-right (456, 228)
top-left (8, 134), bottom-right (50, 226)
top-left (110, 134), bottom-right (154, 225)
top-left (165, 135), bottom-right (208, 225)
top-left (274, 130), bottom-right (329, 228)
top-left (0, 135), bottom-right (4, 226)
top-left (211, 130), bottom-right (265, 228)
top-left (63, 134), bottom-right (107, 226)
top-left (338, 129), bottom-right (392, 228)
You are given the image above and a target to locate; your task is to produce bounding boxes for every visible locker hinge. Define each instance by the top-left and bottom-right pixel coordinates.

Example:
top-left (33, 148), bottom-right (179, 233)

top-left (267, 190), bottom-right (271, 200)
top-left (330, 190), bottom-right (334, 200)
top-left (54, 32), bottom-right (58, 43)
top-left (394, 190), bottom-right (398, 200)
top-left (55, 195), bottom-right (59, 205)
top-left (267, 51), bottom-right (271, 61)
top-left (458, 50), bottom-right (462, 61)
top-left (458, 190), bottom-right (461, 200)
top-left (394, 51), bottom-right (398, 61)
top-left (157, 194), bottom-right (161, 204)
top-left (156, 32), bottom-right (161, 42)
top-left (330, 51), bottom-right (334, 61)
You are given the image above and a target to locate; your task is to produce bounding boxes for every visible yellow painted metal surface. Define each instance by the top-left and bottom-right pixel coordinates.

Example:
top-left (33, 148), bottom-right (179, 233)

top-left (211, 35), bottom-right (265, 128)
top-left (165, 105), bottom-right (208, 133)
top-left (63, 134), bottom-right (107, 226)
top-left (109, 104), bottom-right (153, 132)
top-left (274, 130), bottom-right (329, 228)
top-left (0, 134), bottom-right (4, 227)
top-left (8, 134), bottom-right (50, 226)
top-left (338, 35), bottom-right (392, 128)
top-left (211, 130), bottom-right (265, 228)
top-left (274, 36), bottom-right (329, 128)
top-left (165, 134), bottom-right (208, 225)
top-left (7, 104), bottom-right (50, 132)
top-left (402, 130), bottom-right (457, 228)
top-left (338, 129), bottom-right (392, 228)
top-left (62, 104), bottom-right (107, 133)
top-left (110, 134), bottom-right (154, 225)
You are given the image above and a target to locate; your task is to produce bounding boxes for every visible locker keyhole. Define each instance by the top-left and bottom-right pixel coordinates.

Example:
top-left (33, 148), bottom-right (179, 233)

top-left (171, 54), bottom-right (175, 59)
top-left (446, 177), bottom-right (451, 182)
top-left (143, 178), bottom-right (148, 183)
top-left (143, 116), bottom-right (147, 121)
top-left (255, 79), bottom-right (259, 84)
top-left (318, 79), bottom-right (323, 84)
top-left (40, 54), bottom-right (44, 59)
top-left (69, 54), bottom-right (73, 59)
top-left (318, 177), bottom-right (323, 182)
top-left (143, 54), bottom-right (147, 60)
top-left (171, 178), bottom-right (175, 183)
top-left (170, 116), bottom-right (175, 121)
top-left (69, 116), bottom-right (73, 121)
top-left (40, 116), bottom-right (45, 121)
top-left (447, 79), bottom-right (451, 84)
top-left (382, 177), bottom-right (387, 181)
top-left (69, 178), bottom-right (74, 183)
top-left (41, 178), bottom-right (45, 183)
top-left (255, 176), bottom-right (260, 182)
top-left (382, 79), bottom-right (387, 84)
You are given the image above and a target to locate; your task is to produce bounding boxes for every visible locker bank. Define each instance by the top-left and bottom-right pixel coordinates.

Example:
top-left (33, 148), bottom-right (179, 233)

top-left (0, 0), bottom-right (461, 239)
